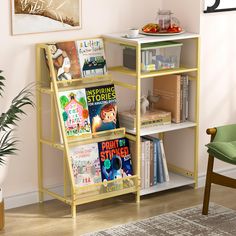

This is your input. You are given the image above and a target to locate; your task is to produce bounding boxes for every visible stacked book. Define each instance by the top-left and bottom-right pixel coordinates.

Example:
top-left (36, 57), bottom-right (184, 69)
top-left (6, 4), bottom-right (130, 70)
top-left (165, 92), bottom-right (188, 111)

top-left (119, 109), bottom-right (171, 131)
top-left (130, 137), bottom-right (169, 190)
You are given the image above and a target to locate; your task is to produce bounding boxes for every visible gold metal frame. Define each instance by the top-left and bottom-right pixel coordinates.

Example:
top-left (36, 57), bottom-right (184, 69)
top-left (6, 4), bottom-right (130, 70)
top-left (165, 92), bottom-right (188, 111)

top-left (103, 33), bottom-right (200, 193)
top-left (36, 34), bottom-right (200, 218)
top-left (36, 40), bottom-right (140, 218)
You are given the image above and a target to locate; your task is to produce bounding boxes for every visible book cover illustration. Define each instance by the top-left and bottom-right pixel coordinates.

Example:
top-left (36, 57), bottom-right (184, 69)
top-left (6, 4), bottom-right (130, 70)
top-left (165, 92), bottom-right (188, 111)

top-left (59, 89), bottom-right (91, 137)
top-left (76, 38), bottom-right (107, 78)
top-left (70, 143), bottom-right (102, 187)
top-left (46, 41), bottom-right (81, 81)
top-left (98, 138), bottom-right (133, 182)
top-left (86, 84), bottom-right (119, 133)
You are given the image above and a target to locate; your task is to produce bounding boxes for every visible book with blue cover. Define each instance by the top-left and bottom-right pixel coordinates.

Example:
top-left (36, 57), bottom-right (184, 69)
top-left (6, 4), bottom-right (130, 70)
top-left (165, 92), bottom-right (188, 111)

top-left (86, 84), bottom-right (119, 133)
top-left (98, 138), bottom-right (133, 182)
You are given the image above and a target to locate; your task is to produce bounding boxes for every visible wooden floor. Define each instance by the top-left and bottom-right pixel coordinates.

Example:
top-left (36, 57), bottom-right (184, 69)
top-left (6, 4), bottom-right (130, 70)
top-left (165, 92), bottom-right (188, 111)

top-left (1, 185), bottom-right (236, 236)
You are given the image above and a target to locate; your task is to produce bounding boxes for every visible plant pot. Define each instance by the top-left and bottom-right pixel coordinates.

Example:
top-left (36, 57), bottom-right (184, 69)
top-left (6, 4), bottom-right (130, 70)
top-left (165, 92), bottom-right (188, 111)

top-left (0, 189), bottom-right (4, 230)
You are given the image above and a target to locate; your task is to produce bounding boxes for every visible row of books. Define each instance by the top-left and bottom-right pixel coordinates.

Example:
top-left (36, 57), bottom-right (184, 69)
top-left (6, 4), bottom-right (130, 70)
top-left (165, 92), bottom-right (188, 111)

top-left (130, 136), bottom-right (169, 190)
top-left (58, 84), bottom-right (119, 137)
top-left (153, 74), bottom-right (189, 123)
top-left (70, 138), bottom-right (133, 188)
top-left (45, 38), bottom-right (107, 81)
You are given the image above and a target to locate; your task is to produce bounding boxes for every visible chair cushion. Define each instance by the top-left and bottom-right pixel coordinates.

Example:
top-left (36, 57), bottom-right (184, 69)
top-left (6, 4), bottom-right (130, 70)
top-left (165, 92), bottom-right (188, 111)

top-left (206, 141), bottom-right (236, 165)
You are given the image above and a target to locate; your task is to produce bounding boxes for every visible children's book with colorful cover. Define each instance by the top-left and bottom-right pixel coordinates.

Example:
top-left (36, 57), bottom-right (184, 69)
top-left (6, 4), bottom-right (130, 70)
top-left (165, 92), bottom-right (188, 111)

top-left (86, 84), bottom-right (119, 133)
top-left (58, 89), bottom-right (91, 137)
top-left (46, 41), bottom-right (81, 81)
top-left (70, 143), bottom-right (102, 187)
top-left (76, 38), bottom-right (107, 78)
top-left (98, 138), bottom-right (133, 182)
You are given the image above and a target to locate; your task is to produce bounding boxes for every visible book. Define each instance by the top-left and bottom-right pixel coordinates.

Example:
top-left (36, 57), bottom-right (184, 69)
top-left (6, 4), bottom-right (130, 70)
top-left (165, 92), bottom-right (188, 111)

top-left (119, 109), bottom-right (171, 130)
top-left (46, 41), bottom-right (81, 81)
top-left (156, 139), bottom-right (165, 183)
top-left (86, 84), bottom-right (119, 133)
top-left (70, 143), bottom-right (102, 187)
top-left (159, 139), bottom-right (169, 182)
top-left (144, 139), bottom-right (151, 188)
top-left (129, 139), bottom-right (145, 189)
top-left (149, 141), bottom-right (154, 187)
top-left (98, 138), bottom-right (133, 182)
top-left (76, 38), bottom-right (107, 78)
top-left (153, 74), bottom-right (181, 123)
top-left (145, 136), bottom-right (165, 183)
top-left (58, 89), bottom-right (91, 137)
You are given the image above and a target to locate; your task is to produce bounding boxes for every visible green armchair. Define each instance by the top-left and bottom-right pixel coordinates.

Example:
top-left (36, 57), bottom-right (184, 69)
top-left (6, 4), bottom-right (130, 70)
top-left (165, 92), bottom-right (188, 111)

top-left (202, 124), bottom-right (236, 215)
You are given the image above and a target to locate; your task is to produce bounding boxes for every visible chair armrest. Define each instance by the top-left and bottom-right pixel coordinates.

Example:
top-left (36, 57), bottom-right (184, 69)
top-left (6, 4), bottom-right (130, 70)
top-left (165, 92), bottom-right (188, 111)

top-left (206, 128), bottom-right (217, 141)
top-left (206, 128), bottom-right (217, 135)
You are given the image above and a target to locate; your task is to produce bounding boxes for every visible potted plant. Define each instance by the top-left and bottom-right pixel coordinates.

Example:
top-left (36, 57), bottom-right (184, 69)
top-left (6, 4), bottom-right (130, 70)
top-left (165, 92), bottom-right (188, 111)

top-left (0, 70), bottom-right (34, 229)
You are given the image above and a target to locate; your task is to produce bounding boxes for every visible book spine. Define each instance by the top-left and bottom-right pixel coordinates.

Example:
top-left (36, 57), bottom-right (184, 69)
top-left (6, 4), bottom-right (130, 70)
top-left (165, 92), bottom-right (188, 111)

top-left (159, 139), bottom-right (169, 182)
top-left (185, 75), bottom-right (189, 120)
top-left (144, 140), bottom-right (150, 188)
top-left (156, 139), bottom-right (164, 183)
top-left (141, 141), bottom-right (145, 189)
top-left (153, 140), bottom-right (157, 185)
top-left (149, 141), bottom-right (154, 187)
top-left (180, 75), bottom-right (184, 122)
top-left (176, 76), bottom-right (181, 123)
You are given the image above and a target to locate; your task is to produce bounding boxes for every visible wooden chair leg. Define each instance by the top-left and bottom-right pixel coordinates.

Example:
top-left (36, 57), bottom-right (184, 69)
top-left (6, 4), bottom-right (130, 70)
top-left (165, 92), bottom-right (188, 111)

top-left (202, 155), bottom-right (214, 215)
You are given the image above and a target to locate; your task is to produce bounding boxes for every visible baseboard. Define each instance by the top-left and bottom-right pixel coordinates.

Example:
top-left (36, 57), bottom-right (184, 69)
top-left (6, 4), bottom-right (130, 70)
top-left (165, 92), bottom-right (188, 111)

top-left (4, 185), bottom-right (63, 210)
top-left (198, 167), bottom-right (236, 188)
top-left (4, 167), bottom-right (236, 210)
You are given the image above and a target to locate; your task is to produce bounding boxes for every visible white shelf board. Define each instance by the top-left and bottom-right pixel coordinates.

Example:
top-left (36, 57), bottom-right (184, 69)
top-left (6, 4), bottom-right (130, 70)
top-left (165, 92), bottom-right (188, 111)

top-left (140, 172), bottom-right (195, 196)
top-left (126, 121), bottom-right (197, 136)
top-left (103, 32), bottom-right (199, 45)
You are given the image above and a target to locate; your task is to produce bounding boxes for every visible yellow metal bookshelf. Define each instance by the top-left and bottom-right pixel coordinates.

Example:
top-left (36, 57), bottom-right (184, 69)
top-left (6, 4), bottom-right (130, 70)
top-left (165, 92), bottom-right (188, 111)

top-left (103, 32), bottom-right (200, 196)
top-left (36, 40), bottom-right (139, 218)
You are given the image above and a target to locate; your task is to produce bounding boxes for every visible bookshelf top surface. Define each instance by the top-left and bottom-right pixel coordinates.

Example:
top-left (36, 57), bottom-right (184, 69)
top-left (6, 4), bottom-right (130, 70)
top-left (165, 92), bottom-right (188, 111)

top-left (126, 121), bottom-right (197, 136)
top-left (103, 32), bottom-right (199, 45)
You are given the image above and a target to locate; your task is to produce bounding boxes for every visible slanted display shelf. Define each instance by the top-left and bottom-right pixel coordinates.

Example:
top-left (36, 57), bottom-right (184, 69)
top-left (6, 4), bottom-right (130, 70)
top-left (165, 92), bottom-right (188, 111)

top-left (36, 40), bottom-right (140, 218)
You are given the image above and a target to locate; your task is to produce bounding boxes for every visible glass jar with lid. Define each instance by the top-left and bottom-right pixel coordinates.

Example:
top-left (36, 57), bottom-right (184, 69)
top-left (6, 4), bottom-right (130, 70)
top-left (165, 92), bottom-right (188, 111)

top-left (157, 10), bottom-right (173, 32)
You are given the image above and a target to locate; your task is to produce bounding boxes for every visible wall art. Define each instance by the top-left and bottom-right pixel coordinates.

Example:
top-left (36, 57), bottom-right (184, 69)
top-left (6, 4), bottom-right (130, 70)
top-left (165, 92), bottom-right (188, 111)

top-left (11, 0), bottom-right (81, 35)
top-left (204, 0), bottom-right (236, 13)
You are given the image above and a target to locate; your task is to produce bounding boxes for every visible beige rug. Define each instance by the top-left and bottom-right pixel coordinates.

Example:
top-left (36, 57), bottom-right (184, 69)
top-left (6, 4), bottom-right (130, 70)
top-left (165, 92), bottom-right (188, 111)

top-left (83, 203), bottom-right (236, 235)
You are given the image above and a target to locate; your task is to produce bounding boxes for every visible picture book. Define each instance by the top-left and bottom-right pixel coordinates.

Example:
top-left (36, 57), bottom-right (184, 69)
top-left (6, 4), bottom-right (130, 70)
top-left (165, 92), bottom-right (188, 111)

top-left (58, 89), bottom-right (91, 137)
top-left (46, 41), bottom-right (81, 81)
top-left (76, 38), bottom-right (107, 78)
top-left (70, 143), bottom-right (102, 187)
top-left (153, 74), bottom-right (181, 123)
top-left (98, 138), bottom-right (133, 182)
top-left (86, 84), bottom-right (119, 133)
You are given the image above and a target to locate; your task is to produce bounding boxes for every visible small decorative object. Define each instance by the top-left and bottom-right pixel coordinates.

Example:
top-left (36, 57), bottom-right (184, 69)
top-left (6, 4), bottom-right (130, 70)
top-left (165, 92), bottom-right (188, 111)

top-left (204, 0), bottom-right (236, 13)
top-left (11, 0), bottom-right (81, 35)
top-left (140, 96), bottom-right (149, 115)
top-left (147, 90), bottom-right (160, 110)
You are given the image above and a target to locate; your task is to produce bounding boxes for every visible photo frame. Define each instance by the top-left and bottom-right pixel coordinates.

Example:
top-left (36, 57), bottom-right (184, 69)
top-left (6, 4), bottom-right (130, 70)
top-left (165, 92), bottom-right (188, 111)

top-left (11, 0), bottom-right (82, 35)
top-left (204, 0), bottom-right (236, 13)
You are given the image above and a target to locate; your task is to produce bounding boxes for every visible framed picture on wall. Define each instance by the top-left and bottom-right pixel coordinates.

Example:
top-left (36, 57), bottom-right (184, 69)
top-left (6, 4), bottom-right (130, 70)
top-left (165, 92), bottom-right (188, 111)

top-left (204, 0), bottom-right (236, 13)
top-left (11, 0), bottom-right (82, 35)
